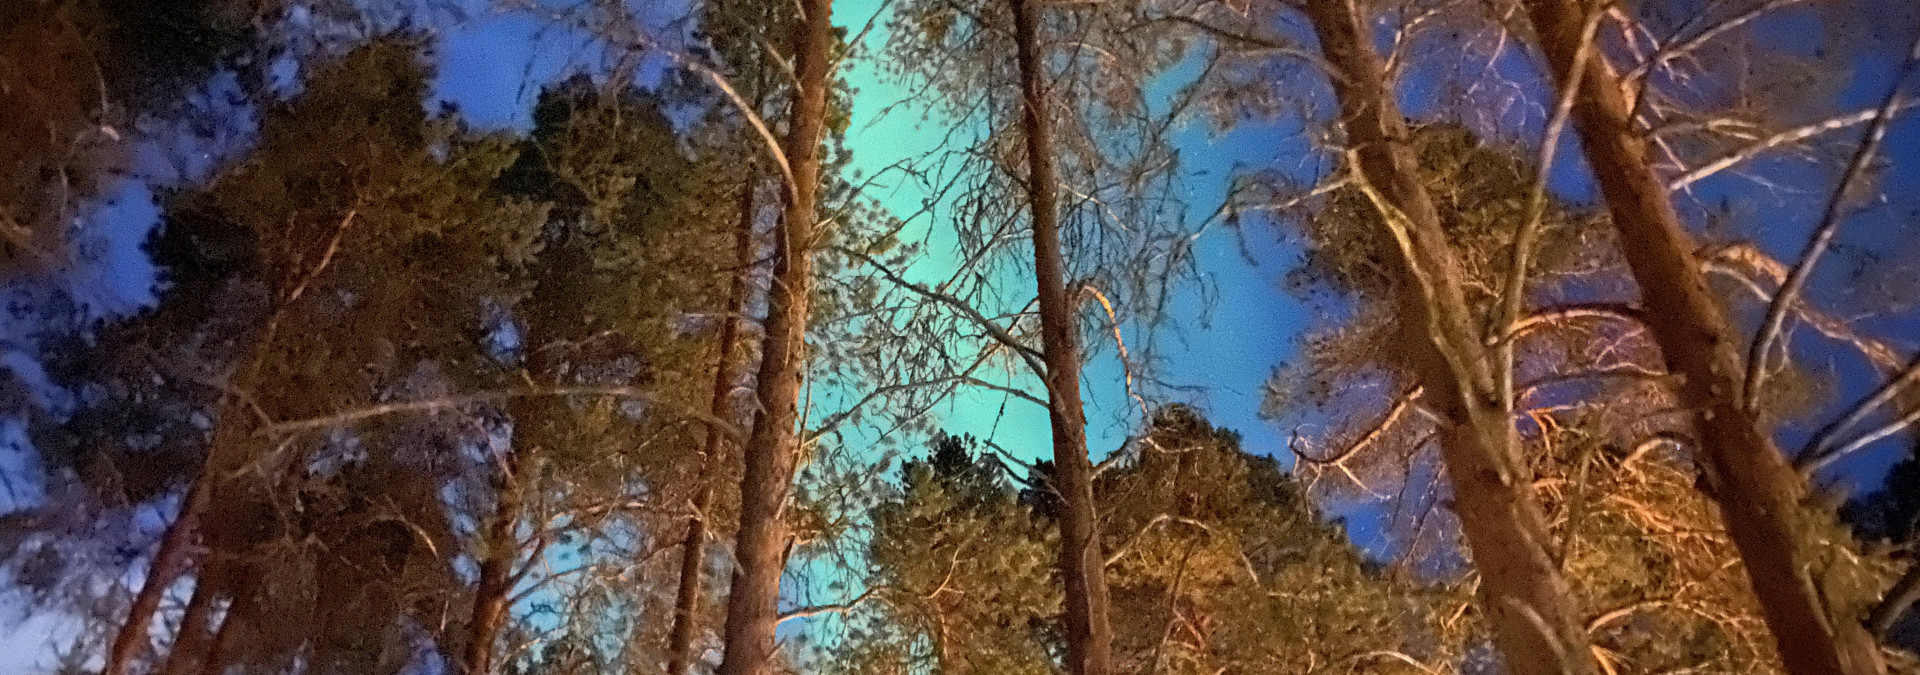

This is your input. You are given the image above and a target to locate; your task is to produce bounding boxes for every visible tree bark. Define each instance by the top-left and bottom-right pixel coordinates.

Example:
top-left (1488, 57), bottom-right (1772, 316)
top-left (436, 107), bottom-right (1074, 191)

top-left (1008, 0), bottom-right (1117, 673)
top-left (104, 463), bottom-right (211, 675)
top-left (713, 0), bottom-right (832, 671)
top-left (195, 566), bottom-right (261, 675)
top-left (1870, 563), bottom-right (1920, 639)
top-left (463, 442), bottom-right (526, 675)
top-left (157, 566), bottom-right (222, 675)
top-left (663, 168), bottom-right (756, 675)
top-left (1302, 1), bottom-right (1596, 673)
top-left (1520, 1), bottom-right (1887, 673)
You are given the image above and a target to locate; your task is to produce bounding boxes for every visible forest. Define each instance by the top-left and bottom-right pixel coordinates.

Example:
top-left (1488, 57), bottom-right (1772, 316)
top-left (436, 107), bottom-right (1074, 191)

top-left (2, 0), bottom-right (1920, 673)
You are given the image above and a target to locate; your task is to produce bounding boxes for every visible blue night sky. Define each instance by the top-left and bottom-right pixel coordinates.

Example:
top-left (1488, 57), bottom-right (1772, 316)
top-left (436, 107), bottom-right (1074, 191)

top-left (417, 0), bottom-right (1920, 567)
top-left (2, 0), bottom-right (1917, 670)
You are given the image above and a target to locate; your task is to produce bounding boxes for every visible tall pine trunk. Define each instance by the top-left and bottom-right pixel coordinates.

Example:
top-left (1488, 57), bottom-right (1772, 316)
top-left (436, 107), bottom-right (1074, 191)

top-left (104, 480), bottom-right (206, 675)
top-left (1008, 0), bottom-right (1117, 672)
top-left (463, 441), bottom-right (526, 675)
top-left (1303, 1), bottom-right (1596, 672)
top-left (1520, 1), bottom-right (1886, 672)
top-left (156, 566), bottom-right (221, 675)
top-left (663, 168), bottom-right (757, 675)
top-left (713, 0), bottom-right (832, 670)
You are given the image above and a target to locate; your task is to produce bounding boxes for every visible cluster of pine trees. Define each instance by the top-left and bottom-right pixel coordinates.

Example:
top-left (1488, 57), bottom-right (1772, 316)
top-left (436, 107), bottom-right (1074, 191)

top-left (2, 0), bottom-right (1919, 674)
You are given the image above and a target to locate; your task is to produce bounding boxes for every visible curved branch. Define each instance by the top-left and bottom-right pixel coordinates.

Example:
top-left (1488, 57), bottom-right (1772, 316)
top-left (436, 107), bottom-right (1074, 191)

top-left (1496, 5), bottom-right (1603, 410)
top-left (1292, 386), bottom-right (1424, 467)
top-left (1703, 244), bottom-right (1905, 373)
top-left (1624, 0), bottom-right (1810, 87)
top-left (1516, 363), bottom-right (1671, 399)
top-left (1492, 303), bottom-right (1648, 346)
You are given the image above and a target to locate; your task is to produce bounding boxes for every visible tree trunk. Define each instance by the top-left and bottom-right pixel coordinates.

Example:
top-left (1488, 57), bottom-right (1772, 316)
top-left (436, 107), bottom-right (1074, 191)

top-left (663, 168), bottom-right (756, 675)
top-left (1870, 563), bottom-right (1920, 639)
top-left (1008, 0), bottom-right (1116, 673)
top-left (463, 443), bottom-right (526, 675)
top-left (196, 566), bottom-right (261, 675)
top-left (1302, 1), bottom-right (1596, 673)
top-left (157, 564), bottom-right (223, 675)
top-left (104, 468), bottom-right (210, 675)
top-left (1520, 1), bottom-right (1887, 673)
top-left (713, 0), bottom-right (832, 671)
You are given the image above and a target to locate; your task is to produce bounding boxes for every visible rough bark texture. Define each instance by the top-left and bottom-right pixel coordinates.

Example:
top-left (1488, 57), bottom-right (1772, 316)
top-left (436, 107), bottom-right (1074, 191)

top-left (1521, 0), bottom-right (1887, 672)
top-left (463, 434), bottom-right (525, 675)
top-left (1009, 0), bottom-right (1117, 672)
top-left (1303, 1), bottom-right (1597, 672)
top-left (663, 170), bottom-right (756, 675)
top-left (713, 0), bottom-right (832, 670)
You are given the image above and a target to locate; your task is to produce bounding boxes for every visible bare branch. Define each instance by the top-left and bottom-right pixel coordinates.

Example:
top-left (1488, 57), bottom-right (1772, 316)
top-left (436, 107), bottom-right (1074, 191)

top-left (1496, 5), bottom-right (1603, 410)
top-left (1515, 363), bottom-right (1671, 399)
top-left (1666, 101), bottom-right (1916, 192)
top-left (777, 586), bottom-right (883, 623)
top-left (1292, 386), bottom-right (1423, 467)
top-left (257, 386), bottom-right (744, 440)
top-left (1870, 563), bottom-right (1920, 638)
top-left (1624, 0), bottom-right (1811, 89)
top-left (284, 210), bottom-right (357, 306)
top-left (1493, 303), bottom-right (1648, 347)
top-left (834, 245), bottom-right (1049, 375)
top-left (1800, 356), bottom-right (1920, 470)
top-left (1082, 284), bottom-right (1147, 417)
top-left (1799, 393), bottom-right (1920, 476)
top-left (1745, 35), bottom-right (1920, 410)
top-left (1150, 13), bottom-right (1342, 83)
top-left (1703, 244), bottom-right (1905, 373)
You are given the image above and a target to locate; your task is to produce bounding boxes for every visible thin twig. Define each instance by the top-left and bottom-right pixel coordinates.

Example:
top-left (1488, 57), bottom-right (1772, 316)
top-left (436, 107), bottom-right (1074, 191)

top-left (1496, 5), bottom-right (1603, 410)
top-left (776, 586), bottom-right (883, 623)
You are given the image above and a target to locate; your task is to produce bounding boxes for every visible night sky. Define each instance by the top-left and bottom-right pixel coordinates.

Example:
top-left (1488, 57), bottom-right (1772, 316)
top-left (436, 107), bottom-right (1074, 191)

top-left (1, 0), bottom-right (1916, 669)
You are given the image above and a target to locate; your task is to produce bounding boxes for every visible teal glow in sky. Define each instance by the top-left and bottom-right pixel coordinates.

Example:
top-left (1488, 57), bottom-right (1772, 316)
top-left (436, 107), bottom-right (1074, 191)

top-left (827, 0), bottom-right (1312, 473)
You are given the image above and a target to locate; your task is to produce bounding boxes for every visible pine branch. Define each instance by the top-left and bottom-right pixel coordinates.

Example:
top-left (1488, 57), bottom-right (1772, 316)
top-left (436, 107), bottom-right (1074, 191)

top-left (1745, 35), bottom-right (1920, 410)
top-left (257, 386), bottom-right (744, 440)
top-left (1666, 102), bottom-right (1917, 193)
top-left (776, 586), bottom-right (883, 623)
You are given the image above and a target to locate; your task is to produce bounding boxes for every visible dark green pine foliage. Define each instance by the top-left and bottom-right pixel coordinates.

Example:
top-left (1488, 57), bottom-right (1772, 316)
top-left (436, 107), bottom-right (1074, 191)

top-left (833, 408), bottom-right (1447, 674)
top-left (484, 75), bottom-right (744, 673)
top-left (22, 36), bottom-right (547, 674)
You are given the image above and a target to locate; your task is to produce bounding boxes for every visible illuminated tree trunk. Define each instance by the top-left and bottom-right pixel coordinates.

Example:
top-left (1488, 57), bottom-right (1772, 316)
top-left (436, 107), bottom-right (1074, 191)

top-left (1008, 0), bottom-right (1116, 672)
top-left (664, 168), bottom-right (756, 675)
top-left (462, 444), bottom-right (525, 675)
top-left (1302, 1), bottom-right (1596, 672)
top-left (1520, 2), bottom-right (1888, 673)
top-left (714, 0), bottom-right (832, 670)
